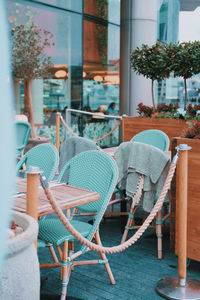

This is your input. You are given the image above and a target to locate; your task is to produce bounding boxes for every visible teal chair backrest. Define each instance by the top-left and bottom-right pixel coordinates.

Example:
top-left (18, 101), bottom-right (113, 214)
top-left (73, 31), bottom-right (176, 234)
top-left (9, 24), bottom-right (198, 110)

top-left (58, 150), bottom-right (118, 247)
top-left (16, 143), bottom-right (59, 180)
top-left (15, 121), bottom-right (31, 153)
top-left (58, 150), bottom-right (118, 213)
top-left (131, 129), bottom-right (169, 151)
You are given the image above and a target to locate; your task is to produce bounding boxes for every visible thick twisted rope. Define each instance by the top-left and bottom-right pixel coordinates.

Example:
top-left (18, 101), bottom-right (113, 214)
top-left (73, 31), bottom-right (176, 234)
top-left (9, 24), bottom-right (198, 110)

top-left (41, 162), bottom-right (176, 254)
top-left (94, 121), bottom-right (121, 142)
top-left (60, 116), bottom-right (78, 137)
top-left (59, 115), bottom-right (121, 142)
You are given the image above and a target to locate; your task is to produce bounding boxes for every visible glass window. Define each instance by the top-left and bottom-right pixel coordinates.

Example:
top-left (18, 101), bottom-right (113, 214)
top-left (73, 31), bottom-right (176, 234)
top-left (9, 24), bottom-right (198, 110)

top-left (7, 0), bottom-right (82, 125)
top-left (84, 0), bottom-right (120, 25)
top-left (83, 20), bottom-right (120, 112)
top-left (31, 0), bottom-right (82, 13)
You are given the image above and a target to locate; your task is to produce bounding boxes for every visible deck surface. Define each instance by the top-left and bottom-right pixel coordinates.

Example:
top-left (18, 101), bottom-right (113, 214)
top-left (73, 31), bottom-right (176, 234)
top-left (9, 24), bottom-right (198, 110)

top-left (39, 212), bottom-right (200, 300)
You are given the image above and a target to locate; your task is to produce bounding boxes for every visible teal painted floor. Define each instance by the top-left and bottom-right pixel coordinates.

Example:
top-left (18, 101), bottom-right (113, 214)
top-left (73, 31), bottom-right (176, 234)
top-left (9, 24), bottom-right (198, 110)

top-left (39, 215), bottom-right (200, 300)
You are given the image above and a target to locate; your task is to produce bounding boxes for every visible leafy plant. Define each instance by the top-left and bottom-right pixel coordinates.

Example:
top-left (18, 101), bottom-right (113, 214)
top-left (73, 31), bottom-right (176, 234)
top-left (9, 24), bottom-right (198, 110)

top-left (11, 22), bottom-right (54, 138)
top-left (169, 41), bottom-right (200, 110)
top-left (156, 102), bottom-right (179, 113)
top-left (137, 102), bottom-right (154, 117)
top-left (181, 121), bottom-right (200, 139)
top-left (130, 42), bottom-right (172, 109)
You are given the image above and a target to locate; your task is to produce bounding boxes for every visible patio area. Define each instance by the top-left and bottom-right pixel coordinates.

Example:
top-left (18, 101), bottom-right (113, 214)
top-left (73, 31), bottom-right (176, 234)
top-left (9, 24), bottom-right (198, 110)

top-left (39, 214), bottom-right (200, 300)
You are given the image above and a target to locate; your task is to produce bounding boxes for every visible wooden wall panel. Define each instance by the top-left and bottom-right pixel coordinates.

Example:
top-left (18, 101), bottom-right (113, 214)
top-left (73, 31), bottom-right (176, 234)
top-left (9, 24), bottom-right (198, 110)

top-left (171, 137), bottom-right (200, 262)
top-left (122, 117), bottom-right (189, 150)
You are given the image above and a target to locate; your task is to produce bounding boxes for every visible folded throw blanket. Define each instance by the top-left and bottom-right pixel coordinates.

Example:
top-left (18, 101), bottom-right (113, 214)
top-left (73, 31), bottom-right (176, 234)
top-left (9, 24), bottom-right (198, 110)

top-left (115, 141), bottom-right (170, 212)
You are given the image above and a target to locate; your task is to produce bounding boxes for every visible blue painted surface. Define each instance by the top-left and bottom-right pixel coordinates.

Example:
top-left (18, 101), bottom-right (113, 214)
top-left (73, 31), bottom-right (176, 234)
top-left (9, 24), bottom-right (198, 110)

top-left (0, 1), bottom-right (15, 272)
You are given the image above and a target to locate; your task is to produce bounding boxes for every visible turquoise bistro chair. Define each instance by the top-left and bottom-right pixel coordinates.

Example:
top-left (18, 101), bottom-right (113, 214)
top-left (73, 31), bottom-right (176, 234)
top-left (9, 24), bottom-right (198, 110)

top-left (16, 143), bottom-right (59, 180)
top-left (129, 129), bottom-right (170, 259)
top-left (131, 129), bottom-right (169, 151)
top-left (39, 150), bottom-right (118, 299)
top-left (15, 121), bottom-right (31, 158)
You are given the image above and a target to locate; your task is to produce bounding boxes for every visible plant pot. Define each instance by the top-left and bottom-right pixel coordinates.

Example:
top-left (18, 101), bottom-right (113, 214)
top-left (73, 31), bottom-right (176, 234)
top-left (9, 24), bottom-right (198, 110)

top-left (25, 134), bottom-right (51, 153)
top-left (171, 137), bottom-right (200, 262)
top-left (0, 211), bottom-right (40, 299)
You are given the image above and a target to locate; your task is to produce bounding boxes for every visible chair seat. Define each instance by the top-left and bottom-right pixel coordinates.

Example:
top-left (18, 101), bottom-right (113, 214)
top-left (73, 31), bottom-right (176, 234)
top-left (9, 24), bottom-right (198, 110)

top-left (39, 219), bottom-right (92, 246)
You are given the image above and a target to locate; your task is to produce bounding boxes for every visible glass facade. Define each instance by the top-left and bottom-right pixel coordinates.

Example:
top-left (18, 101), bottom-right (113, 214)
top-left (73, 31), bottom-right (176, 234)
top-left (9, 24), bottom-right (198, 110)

top-left (157, 0), bottom-right (200, 108)
top-left (7, 0), bottom-right (120, 146)
top-left (157, 0), bottom-right (180, 105)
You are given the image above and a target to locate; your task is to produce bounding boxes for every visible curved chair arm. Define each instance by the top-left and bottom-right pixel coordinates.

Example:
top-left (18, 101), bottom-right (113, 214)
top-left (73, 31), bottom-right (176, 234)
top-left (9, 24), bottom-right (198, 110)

top-left (16, 154), bottom-right (27, 176)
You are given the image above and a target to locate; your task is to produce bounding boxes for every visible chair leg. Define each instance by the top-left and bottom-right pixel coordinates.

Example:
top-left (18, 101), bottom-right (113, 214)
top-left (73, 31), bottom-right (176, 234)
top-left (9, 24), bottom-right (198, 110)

top-left (121, 205), bottom-right (137, 244)
top-left (60, 241), bottom-right (71, 299)
top-left (121, 215), bottom-right (133, 244)
top-left (95, 232), bottom-right (116, 285)
top-left (47, 243), bottom-right (59, 263)
top-left (156, 210), bottom-right (162, 259)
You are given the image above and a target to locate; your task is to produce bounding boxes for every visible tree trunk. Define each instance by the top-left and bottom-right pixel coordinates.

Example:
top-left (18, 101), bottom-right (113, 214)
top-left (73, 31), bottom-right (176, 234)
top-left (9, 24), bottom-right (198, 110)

top-left (24, 79), bottom-right (36, 138)
top-left (184, 78), bottom-right (187, 111)
top-left (151, 79), bottom-right (156, 109)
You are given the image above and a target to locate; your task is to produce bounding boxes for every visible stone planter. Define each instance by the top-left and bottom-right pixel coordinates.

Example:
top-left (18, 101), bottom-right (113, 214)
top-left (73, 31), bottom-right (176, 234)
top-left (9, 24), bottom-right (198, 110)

top-left (25, 134), bottom-right (51, 153)
top-left (122, 117), bottom-right (190, 150)
top-left (0, 211), bottom-right (40, 300)
top-left (171, 137), bottom-right (200, 262)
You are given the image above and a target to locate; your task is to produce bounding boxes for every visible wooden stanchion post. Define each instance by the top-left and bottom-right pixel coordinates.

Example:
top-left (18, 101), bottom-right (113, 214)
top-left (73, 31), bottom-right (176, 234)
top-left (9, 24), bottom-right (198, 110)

top-left (56, 112), bottom-right (60, 153)
top-left (177, 149), bottom-right (188, 286)
top-left (156, 144), bottom-right (200, 299)
top-left (26, 166), bottom-right (41, 249)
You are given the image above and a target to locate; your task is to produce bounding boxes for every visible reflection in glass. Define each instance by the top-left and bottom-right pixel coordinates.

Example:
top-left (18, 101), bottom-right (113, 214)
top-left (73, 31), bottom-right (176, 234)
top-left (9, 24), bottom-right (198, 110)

top-left (83, 20), bottom-right (120, 112)
top-left (7, 0), bottom-right (82, 126)
top-left (84, 0), bottom-right (120, 25)
top-left (32, 0), bottom-right (82, 13)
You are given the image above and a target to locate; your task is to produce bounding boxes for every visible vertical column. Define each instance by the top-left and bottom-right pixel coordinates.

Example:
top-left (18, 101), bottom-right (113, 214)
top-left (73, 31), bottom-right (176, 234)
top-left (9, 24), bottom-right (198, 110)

top-left (32, 79), bottom-right (43, 124)
top-left (120, 0), bottom-right (157, 116)
top-left (26, 166), bottom-right (41, 248)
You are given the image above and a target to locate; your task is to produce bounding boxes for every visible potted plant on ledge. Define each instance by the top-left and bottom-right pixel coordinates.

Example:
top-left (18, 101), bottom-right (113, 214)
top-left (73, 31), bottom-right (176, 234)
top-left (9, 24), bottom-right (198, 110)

top-left (11, 22), bottom-right (54, 145)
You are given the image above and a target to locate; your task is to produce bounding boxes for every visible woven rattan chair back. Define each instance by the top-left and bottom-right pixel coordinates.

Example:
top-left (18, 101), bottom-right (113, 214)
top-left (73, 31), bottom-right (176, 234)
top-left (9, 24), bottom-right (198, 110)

top-left (15, 121), bottom-right (31, 156)
top-left (16, 143), bottom-right (59, 180)
top-left (131, 129), bottom-right (169, 151)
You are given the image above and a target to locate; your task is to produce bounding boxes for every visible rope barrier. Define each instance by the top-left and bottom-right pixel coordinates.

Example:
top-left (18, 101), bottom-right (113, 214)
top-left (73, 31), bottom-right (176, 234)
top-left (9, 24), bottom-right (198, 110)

top-left (59, 113), bottom-right (121, 142)
top-left (40, 160), bottom-right (176, 254)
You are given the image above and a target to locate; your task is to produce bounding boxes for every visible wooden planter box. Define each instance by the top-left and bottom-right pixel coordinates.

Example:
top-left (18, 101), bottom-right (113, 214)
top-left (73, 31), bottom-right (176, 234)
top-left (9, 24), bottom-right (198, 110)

top-left (171, 137), bottom-right (200, 262)
top-left (122, 117), bottom-right (189, 150)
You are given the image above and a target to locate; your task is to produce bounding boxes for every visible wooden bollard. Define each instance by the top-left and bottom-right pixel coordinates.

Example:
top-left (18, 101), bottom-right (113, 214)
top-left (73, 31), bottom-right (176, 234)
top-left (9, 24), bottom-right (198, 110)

top-left (26, 166), bottom-right (41, 249)
top-left (56, 112), bottom-right (60, 153)
top-left (156, 144), bottom-right (200, 299)
top-left (177, 148), bottom-right (188, 286)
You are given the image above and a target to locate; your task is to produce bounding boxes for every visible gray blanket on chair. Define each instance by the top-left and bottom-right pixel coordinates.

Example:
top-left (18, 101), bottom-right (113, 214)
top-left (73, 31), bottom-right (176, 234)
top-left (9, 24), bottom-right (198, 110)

top-left (59, 136), bottom-right (99, 176)
top-left (114, 141), bottom-right (170, 212)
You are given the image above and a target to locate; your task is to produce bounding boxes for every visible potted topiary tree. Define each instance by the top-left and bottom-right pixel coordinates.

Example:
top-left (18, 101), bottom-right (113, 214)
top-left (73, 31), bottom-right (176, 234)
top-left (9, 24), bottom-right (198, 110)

top-left (169, 41), bottom-right (200, 110)
top-left (11, 22), bottom-right (54, 139)
top-left (130, 41), bottom-right (172, 109)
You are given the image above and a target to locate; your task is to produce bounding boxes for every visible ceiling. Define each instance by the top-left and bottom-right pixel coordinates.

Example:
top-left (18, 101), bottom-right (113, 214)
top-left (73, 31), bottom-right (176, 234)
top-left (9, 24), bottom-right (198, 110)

top-left (180, 0), bottom-right (200, 11)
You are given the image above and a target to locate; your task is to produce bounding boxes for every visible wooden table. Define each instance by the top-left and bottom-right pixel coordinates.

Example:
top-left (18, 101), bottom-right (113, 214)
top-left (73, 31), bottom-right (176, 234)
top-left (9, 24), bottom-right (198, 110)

top-left (14, 177), bottom-right (100, 217)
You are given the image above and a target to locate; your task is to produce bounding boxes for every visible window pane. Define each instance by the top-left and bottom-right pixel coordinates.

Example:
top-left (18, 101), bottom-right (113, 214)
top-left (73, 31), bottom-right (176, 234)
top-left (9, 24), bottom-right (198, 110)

top-left (83, 20), bottom-right (119, 111)
top-left (32, 0), bottom-right (82, 13)
top-left (84, 0), bottom-right (120, 25)
top-left (7, 1), bottom-right (82, 125)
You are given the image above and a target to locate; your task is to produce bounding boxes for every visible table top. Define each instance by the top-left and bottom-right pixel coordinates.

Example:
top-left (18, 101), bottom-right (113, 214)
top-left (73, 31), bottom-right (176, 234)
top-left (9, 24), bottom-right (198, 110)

top-left (14, 178), bottom-right (100, 217)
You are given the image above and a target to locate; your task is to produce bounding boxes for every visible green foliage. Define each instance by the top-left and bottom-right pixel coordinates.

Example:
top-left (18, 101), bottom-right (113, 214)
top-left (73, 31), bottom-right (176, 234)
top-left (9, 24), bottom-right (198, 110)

top-left (137, 102), bottom-right (154, 117)
top-left (11, 22), bottom-right (54, 80)
top-left (156, 102), bottom-right (179, 113)
top-left (170, 41), bottom-right (200, 79)
top-left (130, 42), bottom-right (171, 82)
